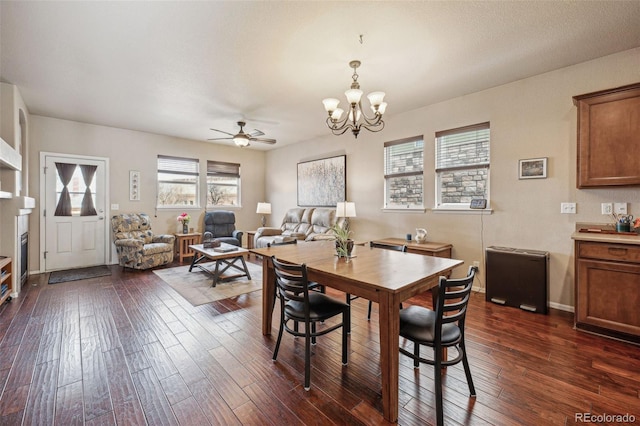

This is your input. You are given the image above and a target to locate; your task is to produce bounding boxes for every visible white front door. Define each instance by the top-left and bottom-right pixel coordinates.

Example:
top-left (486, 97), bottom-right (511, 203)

top-left (42, 153), bottom-right (109, 271)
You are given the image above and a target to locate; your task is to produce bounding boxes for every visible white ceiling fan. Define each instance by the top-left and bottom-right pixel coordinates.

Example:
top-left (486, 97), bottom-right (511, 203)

top-left (208, 121), bottom-right (276, 147)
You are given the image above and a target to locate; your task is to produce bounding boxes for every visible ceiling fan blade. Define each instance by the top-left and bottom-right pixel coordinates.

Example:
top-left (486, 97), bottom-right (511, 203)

top-left (249, 129), bottom-right (265, 137)
top-left (250, 137), bottom-right (277, 144)
top-left (209, 128), bottom-right (235, 137)
top-left (207, 137), bottom-right (233, 141)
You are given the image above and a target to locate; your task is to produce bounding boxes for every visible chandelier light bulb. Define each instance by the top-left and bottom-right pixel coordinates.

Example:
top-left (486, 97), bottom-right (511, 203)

top-left (348, 109), bottom-right (362, 122)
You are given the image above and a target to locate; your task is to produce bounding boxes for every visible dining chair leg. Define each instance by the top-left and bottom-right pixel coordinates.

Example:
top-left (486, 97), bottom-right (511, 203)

top-left (460, 339), bottom-right (476, 396)
top-left (311, 322), bottom-right (317, 345)
top-left (272, 314), bottom-right (285, 361)
top-left (367, 301), bottom-right (373, 320)
top-left (345, 294), bottom-right (352, 333)
top-left (342, 309), bottom-right (350, 364)
top-left (434, 348), bottom-right (444, 426)
top-left (304, 323), bottom-right (312, 391)
top-left (413, 342), bottom-right (420, 368)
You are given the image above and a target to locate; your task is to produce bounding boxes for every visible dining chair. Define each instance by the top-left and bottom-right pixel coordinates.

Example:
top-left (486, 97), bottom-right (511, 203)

top-left (268, 239), bottom-right (324, 295)
top-left (271, 256), bottom-right (350, 390)
top-left (346, 241), bottom-right (407, 321)
top-left (398, 266), bottom-right (478, 426)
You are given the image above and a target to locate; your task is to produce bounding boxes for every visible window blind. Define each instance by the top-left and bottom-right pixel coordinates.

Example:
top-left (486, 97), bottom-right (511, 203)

top-left (157, 155), bottom-right (199, 175)
top-left (436, 122), bottom-right (489, 172)
top-left (384, 137), bottom-right (424, 178)
top-left (207, 160), bottom-right (240, 178)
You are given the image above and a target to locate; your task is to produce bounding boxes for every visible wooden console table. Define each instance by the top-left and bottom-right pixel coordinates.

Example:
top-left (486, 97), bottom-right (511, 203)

top-left (371, 238), bottom-right (453, 258)
top-left (174, 232), bottom-right (202, 262)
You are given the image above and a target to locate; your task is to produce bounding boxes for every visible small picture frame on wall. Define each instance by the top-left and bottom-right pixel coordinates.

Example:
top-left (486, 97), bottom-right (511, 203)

top-left (130, 170), bottom-right (140, 201)
top-left (519, 157), bottom-right (547, 179)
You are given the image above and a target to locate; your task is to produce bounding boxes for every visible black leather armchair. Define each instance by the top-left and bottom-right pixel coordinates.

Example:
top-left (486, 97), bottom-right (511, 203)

top-left (203, 211), bottom-right (243, 246)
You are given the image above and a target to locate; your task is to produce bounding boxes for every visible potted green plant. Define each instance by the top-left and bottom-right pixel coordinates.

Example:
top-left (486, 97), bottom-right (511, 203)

top-left (332, 223), bottom-right (354, 258)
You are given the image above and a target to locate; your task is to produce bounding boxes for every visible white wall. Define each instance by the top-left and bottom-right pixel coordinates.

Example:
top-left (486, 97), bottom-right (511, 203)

top-left (265, 47), bottom-right (640, 309)
top-left (29, 116), bottom-right (267, 271)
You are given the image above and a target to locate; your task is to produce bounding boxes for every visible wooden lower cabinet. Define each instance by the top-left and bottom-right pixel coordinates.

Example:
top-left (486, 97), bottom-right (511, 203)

top-left (575, 241), bottom-right (640, 343)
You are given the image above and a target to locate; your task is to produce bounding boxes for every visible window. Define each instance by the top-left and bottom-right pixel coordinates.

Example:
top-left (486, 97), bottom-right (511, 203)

top-left (157, 155), bottom-right (199, 207)
top-left (384, 137), bottom-right (424, 209)
top-left (207, 160), bottom-right (240, 207)
top-left (435, 122), bottom-right (490, 208)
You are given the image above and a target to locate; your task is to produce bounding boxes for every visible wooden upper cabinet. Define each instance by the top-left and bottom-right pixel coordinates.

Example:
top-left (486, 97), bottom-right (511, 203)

top-left (573, 82), bottom-right (640, 188)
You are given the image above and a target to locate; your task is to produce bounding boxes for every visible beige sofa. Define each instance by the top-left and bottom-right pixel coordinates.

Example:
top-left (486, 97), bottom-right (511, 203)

top-left (254, 207), bottom-right (342, 248)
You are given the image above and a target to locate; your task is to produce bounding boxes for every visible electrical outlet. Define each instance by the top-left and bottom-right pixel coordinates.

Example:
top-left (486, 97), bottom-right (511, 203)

top-left (614, 202), bottom-right (628, 215)
top-left (560, 202), bottom-right (576, 214)
top-left (473, 260), bottom-right (480, 271)
top-left (601, 203), bottom-right (613, 215)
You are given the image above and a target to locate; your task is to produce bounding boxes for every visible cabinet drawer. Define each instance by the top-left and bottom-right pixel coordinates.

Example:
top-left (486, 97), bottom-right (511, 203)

top-left (578, 242), bottom-right (640, 263)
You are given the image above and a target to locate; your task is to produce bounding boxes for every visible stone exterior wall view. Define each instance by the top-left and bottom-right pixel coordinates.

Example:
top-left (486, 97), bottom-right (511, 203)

top-left (440, 168), bottom-right (487, 204)
top-left (439, 140), bottom-right (488, 204)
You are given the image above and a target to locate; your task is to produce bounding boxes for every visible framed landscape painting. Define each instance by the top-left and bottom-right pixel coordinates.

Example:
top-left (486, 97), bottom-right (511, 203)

top-left (297, 155), bottom-right (346, 207)
top-left (519, 157), bottom-right (547, 179)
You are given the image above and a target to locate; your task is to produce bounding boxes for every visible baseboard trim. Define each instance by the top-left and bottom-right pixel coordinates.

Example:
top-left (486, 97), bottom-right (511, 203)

top-left (549, 301), bottom-right (574, 313)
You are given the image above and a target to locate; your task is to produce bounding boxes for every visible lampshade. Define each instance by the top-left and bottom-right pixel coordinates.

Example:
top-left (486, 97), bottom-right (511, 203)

top-left (336, 201), bottom-right (356, 218)
top-left (322, 98), bottom-right (340, 112)
top-left (367, 91), bottom-right (386, 107)
top-left (256, 202), bottom-right (272, 214)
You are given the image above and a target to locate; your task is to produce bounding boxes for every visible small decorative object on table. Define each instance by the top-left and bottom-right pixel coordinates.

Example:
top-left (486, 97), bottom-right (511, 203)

top-left (633, 218), bottom-right (640, 234)
top-left (332, 223), bottom-right (354, 261)
top-left (202, 232), bottom-right (221, 248)
top-left (415, 228), bottom-right (428, 243)
top-left (177, 212), bottom-right (191, 234)
top-left (612, 213), bottom-right (633, 233)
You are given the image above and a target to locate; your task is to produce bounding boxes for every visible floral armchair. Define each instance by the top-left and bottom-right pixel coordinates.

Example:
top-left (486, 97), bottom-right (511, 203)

top-left (111, 213), bottom-right (175, 270)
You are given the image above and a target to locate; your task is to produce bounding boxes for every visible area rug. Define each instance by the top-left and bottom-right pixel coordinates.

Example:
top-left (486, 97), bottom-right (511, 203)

top-left (153, 262), bottom-right (263, 306)
top-left (48, 265), bottom-right (112, 284)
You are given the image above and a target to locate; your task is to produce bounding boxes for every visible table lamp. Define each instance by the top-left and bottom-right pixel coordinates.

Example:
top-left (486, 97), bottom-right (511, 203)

top-left (256, 202), bottom-right (272, 227)
top-left (336, 201), bottom-right (356, 228)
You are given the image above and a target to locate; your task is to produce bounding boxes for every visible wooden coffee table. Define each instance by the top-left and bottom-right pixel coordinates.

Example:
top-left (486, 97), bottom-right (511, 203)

top-left (188, 243), bottom-right (251, 287)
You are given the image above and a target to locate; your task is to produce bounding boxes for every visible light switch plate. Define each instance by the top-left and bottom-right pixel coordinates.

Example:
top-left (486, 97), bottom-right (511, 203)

top-left (614, 202), bottom-right (628, 214)
top-left (111, 204), bottom-right (120, 210)
top-left (561, 202), bottom-right (576, 214)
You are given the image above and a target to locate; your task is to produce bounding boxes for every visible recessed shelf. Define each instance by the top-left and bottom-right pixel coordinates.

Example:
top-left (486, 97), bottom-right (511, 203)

top-left (0, 137), bottom-right (21, 171)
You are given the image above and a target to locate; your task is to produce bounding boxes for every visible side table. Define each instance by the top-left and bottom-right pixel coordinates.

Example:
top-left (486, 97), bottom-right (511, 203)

top-left (246, 230), bottom-right (257, 258)
top-left (371, 237), bottom-right (453, 258)
top-left (174, 232), bottom-right (202, 263)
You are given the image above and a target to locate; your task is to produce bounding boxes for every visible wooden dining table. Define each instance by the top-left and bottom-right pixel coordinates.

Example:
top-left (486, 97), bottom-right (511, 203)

top-left (250, 240), bottom-right (464, 423)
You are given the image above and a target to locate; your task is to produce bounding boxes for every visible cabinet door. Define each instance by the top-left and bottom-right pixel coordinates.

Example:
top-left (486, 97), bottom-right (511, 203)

top-left (576, 258), bottom-right (640, 337)
top-left (574, 83), bottom-right (640, 188)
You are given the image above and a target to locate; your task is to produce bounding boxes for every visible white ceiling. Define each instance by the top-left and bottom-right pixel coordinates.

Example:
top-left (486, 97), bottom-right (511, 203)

top-left (2, 1), bottom-right (640, 150)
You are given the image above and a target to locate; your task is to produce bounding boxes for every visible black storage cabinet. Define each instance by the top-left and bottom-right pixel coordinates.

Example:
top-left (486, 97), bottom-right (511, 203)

top-left (485, 246), bottom-right (549, 314)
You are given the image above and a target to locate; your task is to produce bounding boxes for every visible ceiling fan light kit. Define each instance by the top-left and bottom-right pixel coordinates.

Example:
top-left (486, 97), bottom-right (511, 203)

top-left (208, 121), bottom-right (276, 147)
top-left (322, 60), bottom-right (387, 138)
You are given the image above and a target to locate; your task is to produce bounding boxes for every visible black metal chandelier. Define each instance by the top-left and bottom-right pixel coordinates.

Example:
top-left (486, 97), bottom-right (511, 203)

top-left (322, 60), bottom-right (387, 138)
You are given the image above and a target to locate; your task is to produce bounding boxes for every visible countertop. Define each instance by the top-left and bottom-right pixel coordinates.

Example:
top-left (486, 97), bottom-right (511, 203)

top-left (572, 223), bottom-right (640, 245)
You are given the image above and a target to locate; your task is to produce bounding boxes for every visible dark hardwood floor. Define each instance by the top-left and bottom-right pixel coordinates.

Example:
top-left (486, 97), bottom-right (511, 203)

top-left (1, 260), bottom-right (639, 425)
